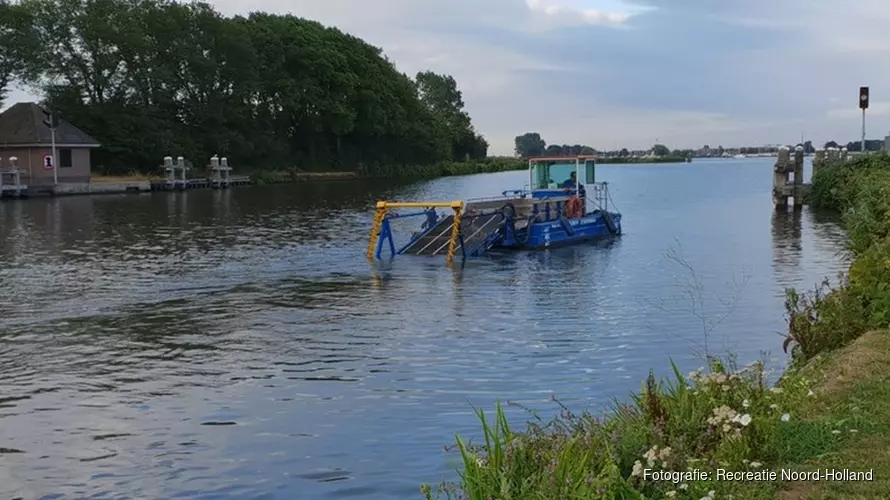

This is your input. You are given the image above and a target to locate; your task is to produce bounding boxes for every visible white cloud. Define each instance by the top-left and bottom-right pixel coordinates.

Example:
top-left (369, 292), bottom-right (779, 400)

top-left (524, 0), bottom-right (643, 28)
top-left (8, 0), bottom-right (890, 153)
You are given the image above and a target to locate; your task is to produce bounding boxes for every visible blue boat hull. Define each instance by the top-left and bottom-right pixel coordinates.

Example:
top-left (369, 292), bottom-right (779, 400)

top-left (497, 211), bottom-right (621, 250)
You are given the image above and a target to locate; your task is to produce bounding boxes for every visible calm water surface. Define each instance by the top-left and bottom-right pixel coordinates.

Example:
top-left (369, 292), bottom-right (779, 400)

top-left (0, 158), bottom-right (847, 499)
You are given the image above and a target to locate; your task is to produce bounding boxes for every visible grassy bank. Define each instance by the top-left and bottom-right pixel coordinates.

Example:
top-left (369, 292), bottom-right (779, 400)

top-left (248, 155), bottom-right (690, 184)
top-left (92, 173), bottom-right (160, 182)
top-left (421, 153), bottom-right (890, 499)
top-left (246, 157), bottom-right (526, 184)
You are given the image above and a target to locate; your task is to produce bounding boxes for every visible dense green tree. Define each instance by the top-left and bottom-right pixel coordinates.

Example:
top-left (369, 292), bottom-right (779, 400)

top-left (415, 71), bottom-right (487, 160)
top-left (514, 132), bottom-right (546, 157)
top-left (0, 0), bottom-right (37, 107)
top-left (513, 133), bottom-right (602, 158)
top-left (651, 144), bottom-right (670, 156)
top-left (7, 0), bottom-right (489, 174)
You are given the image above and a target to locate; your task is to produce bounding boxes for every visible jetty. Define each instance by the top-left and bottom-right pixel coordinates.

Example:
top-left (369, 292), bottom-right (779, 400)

top-left (148, 155), bottom-right (250, 191)
top-left (0, 156), bottom-right (27, 198)
top-left (0, 154), bottom-right (252, 199)
top-left (772, 146), bottom-right (848, 207)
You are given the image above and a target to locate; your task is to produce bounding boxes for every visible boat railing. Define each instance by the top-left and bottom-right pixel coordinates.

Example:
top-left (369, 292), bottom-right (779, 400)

top-left (465, 189), bottom-right (531, 204)
top-left (589, 181), bottom-right (614, 213)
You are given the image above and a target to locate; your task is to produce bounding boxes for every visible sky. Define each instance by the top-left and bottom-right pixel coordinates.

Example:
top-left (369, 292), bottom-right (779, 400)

top-left (7, 0), bottom-right (890, 155)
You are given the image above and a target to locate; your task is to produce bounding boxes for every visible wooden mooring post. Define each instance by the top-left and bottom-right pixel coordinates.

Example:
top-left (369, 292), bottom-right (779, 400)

top-left (812, 146), bottom-right (847, 178)
top-left (772, 146), bottom-right (805, 207)
top-left (773, 146), bottom-right (849, 208)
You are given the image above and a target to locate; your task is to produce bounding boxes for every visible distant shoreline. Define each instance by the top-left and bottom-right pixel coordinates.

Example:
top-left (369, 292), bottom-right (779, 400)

top-left (92, 155), bottom-right (698, 186)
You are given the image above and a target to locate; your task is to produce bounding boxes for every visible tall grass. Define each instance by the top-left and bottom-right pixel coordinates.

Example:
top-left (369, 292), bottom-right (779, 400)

top-left (422, 359), bottom-right (842, 499)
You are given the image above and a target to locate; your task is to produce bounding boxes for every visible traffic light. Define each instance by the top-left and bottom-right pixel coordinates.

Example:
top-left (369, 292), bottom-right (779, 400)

top-left (860, 86), bottom-right (869, 110)
top-left (42, 109), bottom-right (60, 129)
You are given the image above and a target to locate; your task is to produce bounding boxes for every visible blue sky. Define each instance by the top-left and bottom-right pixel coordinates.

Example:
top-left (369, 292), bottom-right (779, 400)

top-left (8, 0), bottom-right (890, 154)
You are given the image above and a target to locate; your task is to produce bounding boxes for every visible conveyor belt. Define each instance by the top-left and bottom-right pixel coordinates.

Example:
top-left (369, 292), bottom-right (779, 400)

top-left (460, 213), bottom-right (506, 255)
top-left (401, 213), bottom-right (505, 256)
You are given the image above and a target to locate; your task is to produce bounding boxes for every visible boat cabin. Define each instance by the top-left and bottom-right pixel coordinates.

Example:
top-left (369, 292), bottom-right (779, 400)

top-left (528, 155), bottom-right (596, 199)
top-left (463, 155), bottom-right (602, 222)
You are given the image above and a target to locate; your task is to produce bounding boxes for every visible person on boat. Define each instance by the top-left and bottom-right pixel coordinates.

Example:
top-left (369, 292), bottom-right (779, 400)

top-left (560, 172), bottom-right (577, 189)
top-left (560, 172), bottom-right (586, 196)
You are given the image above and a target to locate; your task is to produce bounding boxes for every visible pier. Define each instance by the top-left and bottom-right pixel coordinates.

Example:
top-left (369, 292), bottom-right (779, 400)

top-left (1, 154), bottom-right (253, 200)
top-left (772, 146), bottom-right (848, 207)
top-left (0, 156), bottom-right (27, 198)
top-left (149, 155), bottom-right (251, 191)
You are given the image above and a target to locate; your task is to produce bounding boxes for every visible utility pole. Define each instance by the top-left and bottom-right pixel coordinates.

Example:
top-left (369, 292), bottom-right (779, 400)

top-left (860, 86), bottom-right (869, 153)
top-left (42, 109), bottom-right (60, 184)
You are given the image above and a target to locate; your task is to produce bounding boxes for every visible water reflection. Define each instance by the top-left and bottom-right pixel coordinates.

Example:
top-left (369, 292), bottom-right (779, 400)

top-left (771, 207), bottom-right (803, 286)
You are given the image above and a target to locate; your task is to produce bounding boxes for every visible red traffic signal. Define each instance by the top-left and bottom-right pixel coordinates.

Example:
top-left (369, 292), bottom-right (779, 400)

top-left (860, 86), bottom-right (869, 109)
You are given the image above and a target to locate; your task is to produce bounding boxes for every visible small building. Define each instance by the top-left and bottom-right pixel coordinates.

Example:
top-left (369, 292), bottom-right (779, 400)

top-left (0, 102), bottom-right (100, 184)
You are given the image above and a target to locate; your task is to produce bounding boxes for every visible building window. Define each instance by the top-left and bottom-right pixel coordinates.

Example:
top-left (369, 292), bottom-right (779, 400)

top-left (59, 148), bottom-right (73, 168)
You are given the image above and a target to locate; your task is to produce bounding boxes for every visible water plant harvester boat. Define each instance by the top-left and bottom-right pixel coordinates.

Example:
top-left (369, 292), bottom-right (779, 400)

top-left (367, 155), bottom-right (622, 265)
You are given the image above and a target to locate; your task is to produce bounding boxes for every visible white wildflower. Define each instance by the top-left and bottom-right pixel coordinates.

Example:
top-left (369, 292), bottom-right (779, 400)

top-left (807, 389), bottom-right (815, 396)
top-left (770, 387), bottom-right (783, 394)
top-left (632, 460), bottom-right (643, 477)
top-left (739, 414), bottom-right (752, 426)
top-left (770, 404), bottom-right (778, 410)
top-left (722, 385), bottom-right (730, 392)
top-left (781, 413), bottom-right (791, 422)
top-left (666, 491), bottom-right (677, 498)
top-left (742, 399), bottom-right (750, 408)
top-left (715, 373), bottom-right (727, 384)
top-left (680, 483), bottom-right (688, 490)
top-left (659, 447), bottom-right (672, 460)
top-left (750, 461), bottom-right (762, 468)
top-left (723, 423), bottom-right (731, 433)
top-left (644, 445), bottom-right (659, 466)
top-left (850, 429), bottom-right (859, 433)
top-left (832, 430), bottom-right (841, 435)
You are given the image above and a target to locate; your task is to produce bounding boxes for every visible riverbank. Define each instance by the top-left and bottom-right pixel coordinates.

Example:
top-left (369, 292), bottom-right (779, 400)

top-left (89, 156), bottom-right (691, 187)
top-left (597, 155), bottom-right (689, 164)
top-left (422, 153), bottom-right (890, 499)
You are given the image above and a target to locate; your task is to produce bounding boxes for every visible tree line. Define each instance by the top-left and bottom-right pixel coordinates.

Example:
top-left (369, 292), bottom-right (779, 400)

top-left (514, 132), bottom-right (689, 159)
top-left (0, 0), bottom-right (489, 174)
top-left (824, 140), bottom-right (885, 152)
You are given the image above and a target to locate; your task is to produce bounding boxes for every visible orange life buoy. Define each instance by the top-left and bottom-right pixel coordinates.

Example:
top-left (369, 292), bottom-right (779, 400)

top-left (565, 196), bottom-right (582, 218)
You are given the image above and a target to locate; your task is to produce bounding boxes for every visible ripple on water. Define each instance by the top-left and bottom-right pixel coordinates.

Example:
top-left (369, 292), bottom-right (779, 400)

top-left (0, 163), bottom-right (849, 498)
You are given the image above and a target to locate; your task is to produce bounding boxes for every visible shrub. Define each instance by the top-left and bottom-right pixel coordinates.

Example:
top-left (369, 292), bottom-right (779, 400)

top-left (782, 276), bottom-right (867, 364)
top-left (782, 152), bottom-right (890, 363)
